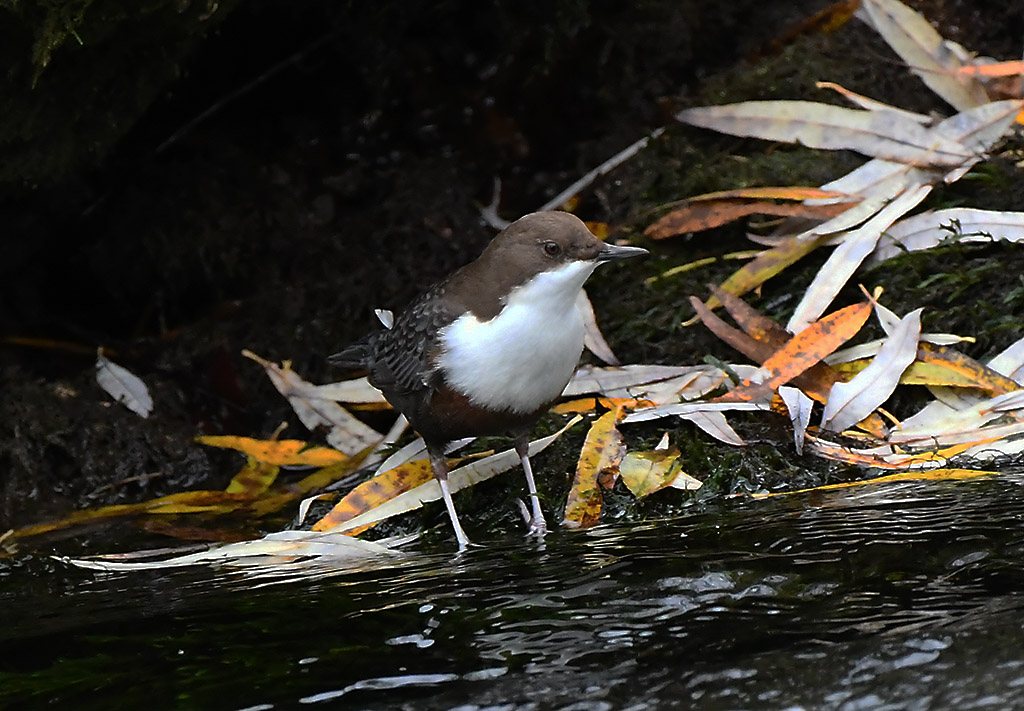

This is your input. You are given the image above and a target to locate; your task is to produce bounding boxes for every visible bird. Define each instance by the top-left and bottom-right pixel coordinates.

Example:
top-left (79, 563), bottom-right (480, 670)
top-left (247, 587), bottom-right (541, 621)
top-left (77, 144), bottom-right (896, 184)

top-left (329, 211), bottom-right (648, 549)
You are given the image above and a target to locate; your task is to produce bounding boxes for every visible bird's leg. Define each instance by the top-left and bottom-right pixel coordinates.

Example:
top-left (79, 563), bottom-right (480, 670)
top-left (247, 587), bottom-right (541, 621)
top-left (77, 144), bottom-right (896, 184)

top-left (514, 434), bottom-right (547, 536)
top-left (428, 445), bottom-right (472, 551)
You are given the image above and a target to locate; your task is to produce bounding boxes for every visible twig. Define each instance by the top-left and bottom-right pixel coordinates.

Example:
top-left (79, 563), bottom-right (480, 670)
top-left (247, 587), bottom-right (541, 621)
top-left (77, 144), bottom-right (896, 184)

top-left (480, 126), bottom-right (666, 229)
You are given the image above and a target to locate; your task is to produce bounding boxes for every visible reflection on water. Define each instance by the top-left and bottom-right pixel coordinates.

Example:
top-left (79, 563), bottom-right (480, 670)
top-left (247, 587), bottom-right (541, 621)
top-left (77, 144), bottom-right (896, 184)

top-left (2, 474), bottom-right (1024, 710)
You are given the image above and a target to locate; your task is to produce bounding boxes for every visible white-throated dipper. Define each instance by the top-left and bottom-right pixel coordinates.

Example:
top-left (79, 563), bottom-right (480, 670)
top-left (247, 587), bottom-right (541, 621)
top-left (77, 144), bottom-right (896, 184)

top-left (330, 211), bottom-right (647, 549)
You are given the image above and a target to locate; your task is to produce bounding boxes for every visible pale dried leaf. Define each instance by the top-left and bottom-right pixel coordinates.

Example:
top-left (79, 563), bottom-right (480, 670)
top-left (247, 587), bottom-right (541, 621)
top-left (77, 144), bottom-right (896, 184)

top-left (628, 366), bottom-right (738, 404)
top-left (95, 351), bottom-right (154, 418)
top-left (936, 101), bottom-right (1024, 182)
top-left (243, 350), bottom-right (382, 455)
top-left (988, 334), bottom-right (1024, 382)
top-left (856, 0), bottom-right (990, 111)
top-left (310, 377), bottom-right (388, 404)
top-left (564, 364), bottom-right (700, 398)
top-left (890, 389), bottom-right (1024, 441)
top-left (680, 410), bottom-right (746, 446)
top-left (61, 530), bottom-right (403, 572)
top-left (622, 401), bottom-right (768, 424)
top-left (677, 100), bottom-right (973, 166)
top-left (786, 184), bottom-right (931, 332)
top-left (779, 385), bottom-right (813, 455)
top-left (577, 290), bottom-right (619, 365)
top-left (821, 308), bottom-right (923, 432)
top-left (871, 208), bottom-right (1024, 263)
top-left (669, 472), bottom-right (704, 490)
top-left (822, 158), bottom-right (935, 199)
top-left (816, 81), bottom-right (933, 123)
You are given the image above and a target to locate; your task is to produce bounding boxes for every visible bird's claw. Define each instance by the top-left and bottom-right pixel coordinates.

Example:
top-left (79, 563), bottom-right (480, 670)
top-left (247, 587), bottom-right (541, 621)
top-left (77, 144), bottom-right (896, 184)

top-left (515, 498), bottom-right (549, 538)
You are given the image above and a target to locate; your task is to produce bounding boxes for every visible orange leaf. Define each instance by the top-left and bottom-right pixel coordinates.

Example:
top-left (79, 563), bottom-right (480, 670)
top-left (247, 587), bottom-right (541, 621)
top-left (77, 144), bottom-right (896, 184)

top-left (197, 435), bottom-right (347, 467)
top-left (646, 188), bottom-right (853, 238)
top-left (551, 397), bottom-right (598, 415)
top-left (311, 458), bottom-right (435, 532)
top-left (957, 61), bottom-right (1024, 77)
top-left (693, 290), bottom-right (888, 436)
top-left (716, 300), bottom-right (872, 402)
top-left (562, 409), bottom-right (626, 529)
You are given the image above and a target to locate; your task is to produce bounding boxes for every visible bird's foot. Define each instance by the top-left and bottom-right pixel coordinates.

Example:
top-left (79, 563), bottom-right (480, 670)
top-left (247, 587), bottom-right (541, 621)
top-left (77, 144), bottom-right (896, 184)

top-left (516, 499), bottom-right (548, 537)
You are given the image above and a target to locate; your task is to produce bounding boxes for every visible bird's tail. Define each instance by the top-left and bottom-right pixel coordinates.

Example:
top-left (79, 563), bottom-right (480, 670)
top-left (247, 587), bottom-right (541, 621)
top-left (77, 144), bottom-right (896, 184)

top-left (327, 339), bottom-right (372, 370)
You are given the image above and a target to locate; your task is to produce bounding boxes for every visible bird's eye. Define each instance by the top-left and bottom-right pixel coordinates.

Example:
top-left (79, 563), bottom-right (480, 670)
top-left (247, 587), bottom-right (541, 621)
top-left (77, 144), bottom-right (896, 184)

top-left (542, 241), bottom-right (561, 257)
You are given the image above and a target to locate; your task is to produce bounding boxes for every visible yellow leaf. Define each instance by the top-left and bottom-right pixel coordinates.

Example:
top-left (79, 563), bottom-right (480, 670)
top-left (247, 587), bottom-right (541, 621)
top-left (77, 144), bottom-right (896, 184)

top-left (562, 409), bottom-right (626, 529)
top-left (917, 343), bottom-right (1022, 395)
top-left (751, 468), bottom-right (998, 498)
top-left (10, 492), bottom-right (255, 540)
top-left (705, 233), bottom-right (831, 310)
top-left (225, 457), bottom-right (280, 496)
top-left (311, 458), bottom-right (435, 532)
top-left (619, 448), bottom-right (684, 498)
top-left (197, 435), bottom-right (347, 467)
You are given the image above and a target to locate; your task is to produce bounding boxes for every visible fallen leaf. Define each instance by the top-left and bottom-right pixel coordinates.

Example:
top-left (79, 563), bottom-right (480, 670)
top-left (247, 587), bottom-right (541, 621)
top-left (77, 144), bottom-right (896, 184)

top-left (645, 187), bottom-right (854, 238)
top-left (619, 447), bottom-right (685, 498)
top-left (61, 530), bottom-right (405, 573)
top-left (779, 385), bottom-right (814, 454)
top-left (855, 0), bottom-right (990, 111)
top-left (563, 410), bottom-right (626, 529)
top-left (225, 457), bottom-right (280, 497)
top-left (786, 184), bottom-right (931, 332)
top-left (551, 397), bottom-right (598, 415)
top-left (564, 364), bottom-right (699, 397)
top-left (815, 81), bottom-right (933, 123)
top-left (716, 300), bottom-right (873, 403)
top-left (309, 377), bottom-right (388, 405)
top-left (578, 290), bottom-right (620, 365)
top-left (916, 343), bottom-right (1023, 395)
top-left (95, 349), bottom-right (154, 418)
top-left (677, 100), bottom-right (973, 166)
top-left (312, 458), bottom-right (434, 533)
top-left (243, 350), bottom-right (383, 455)
top-left (957, 60), bottom-right (1024, 78)
top-left (871, 207), bottom-right (1024, 263)
top-left (750, 467), bottom-right (998, 498)
top-left (10, 491), bottom-right (256, 540)
top-left (704, 232), bottom-right (831, 310)
top-left (821, 308), bottom-right (922, 432)
top-left (197, 435), bottom-right (348, 467)
top-left (935, 100), bottom-right (1024, 182)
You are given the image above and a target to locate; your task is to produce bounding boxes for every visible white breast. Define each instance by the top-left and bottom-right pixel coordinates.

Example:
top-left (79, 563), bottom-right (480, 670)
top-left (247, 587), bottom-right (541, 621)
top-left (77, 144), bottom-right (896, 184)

top-left (437, 260), bottom-right (597, 413)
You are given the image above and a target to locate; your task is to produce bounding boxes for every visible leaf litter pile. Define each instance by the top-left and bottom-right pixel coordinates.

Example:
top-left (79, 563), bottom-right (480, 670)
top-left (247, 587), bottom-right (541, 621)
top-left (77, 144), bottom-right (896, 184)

top-left (16, 0), bottom-right (1024, 571)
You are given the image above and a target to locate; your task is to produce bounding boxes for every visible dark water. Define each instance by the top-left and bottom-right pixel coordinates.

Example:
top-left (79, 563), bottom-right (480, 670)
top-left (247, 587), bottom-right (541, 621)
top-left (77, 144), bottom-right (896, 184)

top-left (3, 475), bottom-right (1024, 710)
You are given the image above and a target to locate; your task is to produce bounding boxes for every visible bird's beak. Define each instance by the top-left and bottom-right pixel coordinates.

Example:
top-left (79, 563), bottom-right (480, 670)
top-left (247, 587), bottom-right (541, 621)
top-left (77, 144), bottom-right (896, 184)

top-left (596, 242), bottom-right (649, 262)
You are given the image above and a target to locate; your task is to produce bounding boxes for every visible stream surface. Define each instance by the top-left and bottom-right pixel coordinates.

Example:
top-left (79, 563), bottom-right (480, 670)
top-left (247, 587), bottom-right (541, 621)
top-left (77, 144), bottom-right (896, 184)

top-left (3, 474), bottom-right (1024, 710)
